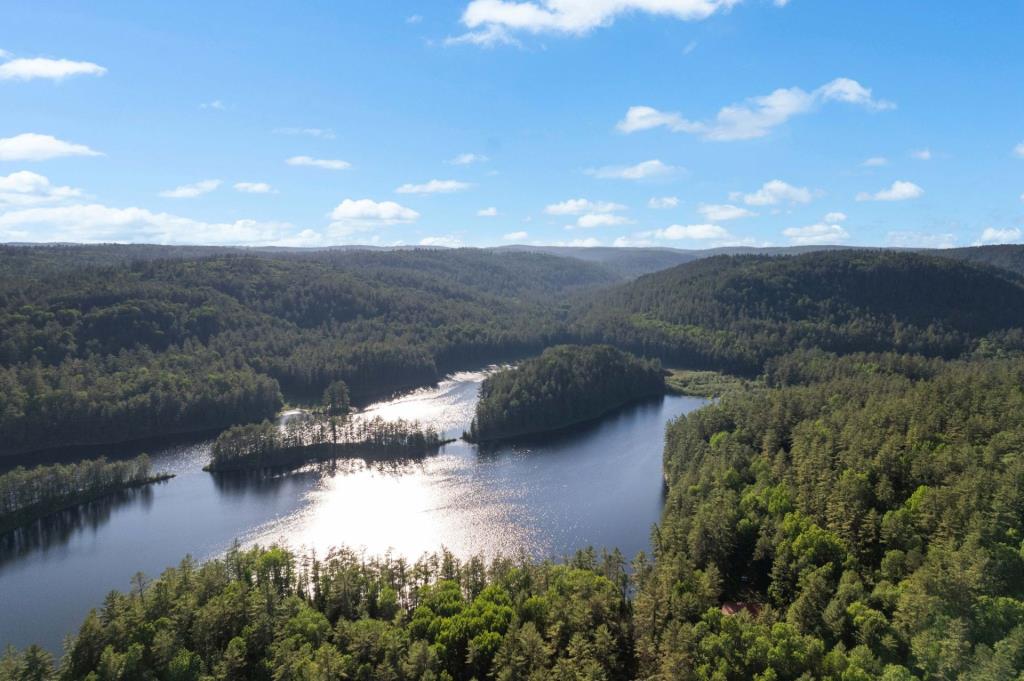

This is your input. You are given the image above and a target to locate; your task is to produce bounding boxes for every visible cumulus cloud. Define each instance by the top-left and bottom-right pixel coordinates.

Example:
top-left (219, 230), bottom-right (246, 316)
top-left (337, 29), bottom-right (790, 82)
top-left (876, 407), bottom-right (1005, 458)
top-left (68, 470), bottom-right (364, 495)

top-left (862, 157), bottom-right (888, 167)
top-left (697, 203), bottom-right (755, 221)
top-left (286, 156), bottom-right (351, 170)
top-left (234, 182), bottom-right (274, 194)
top-left (856, 180), bottom-right (924, 202)
top-left (503, 231), bottom-right (528, 241)
top-left (911, 148), bottom-right (932, 161)
top-left (200, 100), bottom-right (226, 111)
top-left (451, 0), bottom-right (746, 44)
top-left (783, 224), bottom-right (849, 245)
top-left (545, 198), bottom-right (626, 215)
top-left (330, 199), bottom-right (419, 226)
top-left (449, 153), bottom-right (489, 165)
top-left (650, 223), bottom-right (730, 240)
top-left (0, 57), bottom-right (107, 81)
top-left (734, 180), bottom-right (813, 206)
top-left (555, 237), bottom-right (602, 247)
top-left (420, 235), bottom-right (463, 247)
top-left (617, 77), bottom-right (893, 142)
top-left (648, 196), bottom-right (679, 209)
top-left (477, 207), bottom-right (499, 217)
top-left (1014, 143), bottom-right (1024, 158)
top-left (0, 133), bottom-right (102, 161)
top-left (823, 211), bottom-right (848, 223)
top-left (0, 202), bottom-right (310, 246)
top-left (396, 179), bottom-right (471, 194)
top-left (977, 227), bottom-right (1022, 245)
top-left (159, 179), bottom-right (221, 199)
top-left (886, 231), bottom-right (956, 249)
top-left (587, 159), bottom-right (675, 180)
top-left (571, 213), bottom-right (632, 229)
top-left (0, 171), bottom-right (83, 207)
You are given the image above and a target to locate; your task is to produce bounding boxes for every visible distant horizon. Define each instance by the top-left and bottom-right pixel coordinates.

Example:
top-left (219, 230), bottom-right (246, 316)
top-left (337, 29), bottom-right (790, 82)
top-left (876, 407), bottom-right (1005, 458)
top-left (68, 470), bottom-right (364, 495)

top-left (2, 3), bottom-right (1022, 249)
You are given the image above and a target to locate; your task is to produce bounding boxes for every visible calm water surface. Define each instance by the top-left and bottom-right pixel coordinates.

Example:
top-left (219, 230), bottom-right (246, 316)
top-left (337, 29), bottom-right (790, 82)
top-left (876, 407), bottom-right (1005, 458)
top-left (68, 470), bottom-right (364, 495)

top-left (0, 369), bottom-right (706, 654)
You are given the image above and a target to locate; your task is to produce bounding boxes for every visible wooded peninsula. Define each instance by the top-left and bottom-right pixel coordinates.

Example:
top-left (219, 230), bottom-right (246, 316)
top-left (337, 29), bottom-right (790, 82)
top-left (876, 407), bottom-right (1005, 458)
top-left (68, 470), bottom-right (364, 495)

top-left (465, 344), bottom-right (665, 442)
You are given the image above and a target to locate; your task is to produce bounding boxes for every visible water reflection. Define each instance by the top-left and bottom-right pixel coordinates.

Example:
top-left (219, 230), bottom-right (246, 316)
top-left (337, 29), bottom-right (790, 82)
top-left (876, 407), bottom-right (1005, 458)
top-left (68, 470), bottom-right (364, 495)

top-left (0, 485), bottom-right (160, 570)
top-left (0, 368), bottom-right (707, 656)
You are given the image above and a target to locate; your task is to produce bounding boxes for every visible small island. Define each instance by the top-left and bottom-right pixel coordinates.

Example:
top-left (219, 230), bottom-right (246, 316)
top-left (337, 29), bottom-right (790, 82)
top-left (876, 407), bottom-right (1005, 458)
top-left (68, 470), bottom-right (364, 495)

top-left (465, 344), bottom-right (665, 442)
top-left (205, 414), bottom-right (450, 472)
top-left (0, 454), bottom-right (173, 535)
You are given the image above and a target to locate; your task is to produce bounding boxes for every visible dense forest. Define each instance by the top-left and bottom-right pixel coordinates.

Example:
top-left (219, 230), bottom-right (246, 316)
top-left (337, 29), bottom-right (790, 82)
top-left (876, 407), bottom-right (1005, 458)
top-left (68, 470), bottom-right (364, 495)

top-left (0, 454), bottom-right (169, 534)
top-left (0, 247), bottom-right (616, 457)
top-left (1, 544), bottom-right (634, 681)
top-left (633, 350), bottom-right (1024, 679)
top-left (207, 416), bottom-right (445, 471)
top-left (466, 345), bottom-right (664, 442)
top-left (574, 251), bottom-right (1024, 374)
top-left (5, 245), bottom-right (1024, 457)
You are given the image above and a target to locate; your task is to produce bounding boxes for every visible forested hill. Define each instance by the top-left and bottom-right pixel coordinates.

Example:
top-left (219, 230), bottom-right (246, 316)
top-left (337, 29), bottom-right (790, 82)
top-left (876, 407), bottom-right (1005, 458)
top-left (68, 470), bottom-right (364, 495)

top-left (934, 244), bottom-right (1024, 276)
top-left (0, 248), bottom-right (618, 457)
top-left (573, 250), bottom-right (1024, 374)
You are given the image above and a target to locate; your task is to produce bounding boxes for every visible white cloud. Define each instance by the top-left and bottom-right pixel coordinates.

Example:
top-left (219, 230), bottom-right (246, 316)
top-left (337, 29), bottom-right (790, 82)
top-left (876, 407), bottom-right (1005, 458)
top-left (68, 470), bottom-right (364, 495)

top-left (698, 203), bottom-right (755, 221)
top-left (587, 159), bottom-right (675, 180)
top-left (783, 222), bottom-right (849, 245)
top-left (407, 14), bottom-right (424, 23)
top-left (1014, 143), bottom-right (1024, 158)
top-left (545, 198), bottom-right (626, 215)
top-left (977, 227), bottom-right (1022, 245)
top-left (330, 199), bottom-right (419, 226)
top-left (200, 100), bottom-right (226, 111)
top-left (286, 156), bottom-right (351, 170)
top-left (862, 156), bottom-right (888, 167)
top-left (453, 0), bottom-right (746, 45)
top-left (0, 49), bottom-right (10, 59)
top-left (0, 57), bottom-right (106, 81)
top-left (617, 77), bottom-right (893, 142)
top-left (651, 223), bottom-right (729, 240)
top-left (0, 202), bottom-right (309, 246)
top-left (911, 148), bottom-right (932, 161)
top-left (886, 231), bottom-right (956, 249)
top-left (0, 133), bottom-right (102, 161)
top-left (612, 235), bottom-right (654, 247)
top-left (572, 213), bottom-right (632, 229)
top-left (478, 207), bottom-right (499, 217)
top-left (274, 127), bottom-right (336, 139)
top-left (736, 180), bottom-right (813, 206)
top-left (234, 182), bottom-right (274, 194)
top-left (648, 196), bottom-right (679, 209)
top-left (503, 231), bottom-right (528, 241)
top-left (555, 237), bottom-right (602, 247)
top-left (0, 171), bottom-right (83, 206)
top-left (396, 179), bottom-right (472, 194)
top-left (823, 211), bottom-right (847, 223)
top-left (159, 179), bottom-right (221, 199)
top-left (856, 180), bottom-right (924, 202)
top-left (449, 152), bottom-right (489, 165)
top-left (420, 235), bottom-right (463, 247)
top-left (445, 24), bottom-right (521, 47)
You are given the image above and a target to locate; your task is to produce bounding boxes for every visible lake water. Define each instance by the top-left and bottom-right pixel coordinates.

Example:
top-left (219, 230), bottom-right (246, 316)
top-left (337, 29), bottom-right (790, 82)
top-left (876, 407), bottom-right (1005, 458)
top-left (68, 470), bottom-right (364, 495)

top-left (0, 369), bottom-right (706, 654)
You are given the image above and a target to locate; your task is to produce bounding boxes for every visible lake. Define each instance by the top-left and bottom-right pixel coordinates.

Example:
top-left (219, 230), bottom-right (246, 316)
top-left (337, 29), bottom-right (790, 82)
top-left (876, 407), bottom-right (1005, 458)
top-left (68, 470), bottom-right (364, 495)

top-left (0, 369), bottom-right (707, 654)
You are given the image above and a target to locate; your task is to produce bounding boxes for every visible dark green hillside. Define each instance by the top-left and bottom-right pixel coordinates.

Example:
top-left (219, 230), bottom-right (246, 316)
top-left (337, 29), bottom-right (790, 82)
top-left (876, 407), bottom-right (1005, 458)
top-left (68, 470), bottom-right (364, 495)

top-left (0, 248), bottom-right (617, 457)
top-left (932, 244), bottom-right (1024, 277)
top-left (573, 250), bottom-right (1024, 373)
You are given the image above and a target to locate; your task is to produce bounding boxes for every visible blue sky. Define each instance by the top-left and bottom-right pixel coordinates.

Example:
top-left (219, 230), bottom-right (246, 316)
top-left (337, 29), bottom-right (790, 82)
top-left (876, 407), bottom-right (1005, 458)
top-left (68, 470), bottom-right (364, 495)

top-left (1, 1), bottom-right (1022, 249)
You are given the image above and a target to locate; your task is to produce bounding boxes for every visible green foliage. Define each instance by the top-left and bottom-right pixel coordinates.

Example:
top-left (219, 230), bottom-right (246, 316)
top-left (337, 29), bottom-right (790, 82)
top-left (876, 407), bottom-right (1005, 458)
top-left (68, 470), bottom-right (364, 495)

top-left (321, 380), bottom-right (350, 417)
top-left (0, 247), bottom-right (617, 456)
top-left (637, 353), bottom-right (1024, 680)
top-left (44, 545), bottom-right (633, 681)
top-left (0, 455), bottom-right (167, 534)
top-left (468, 345), bottom-right (664, 441)
top-left (573, 251), bottom-right (1024, 374)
